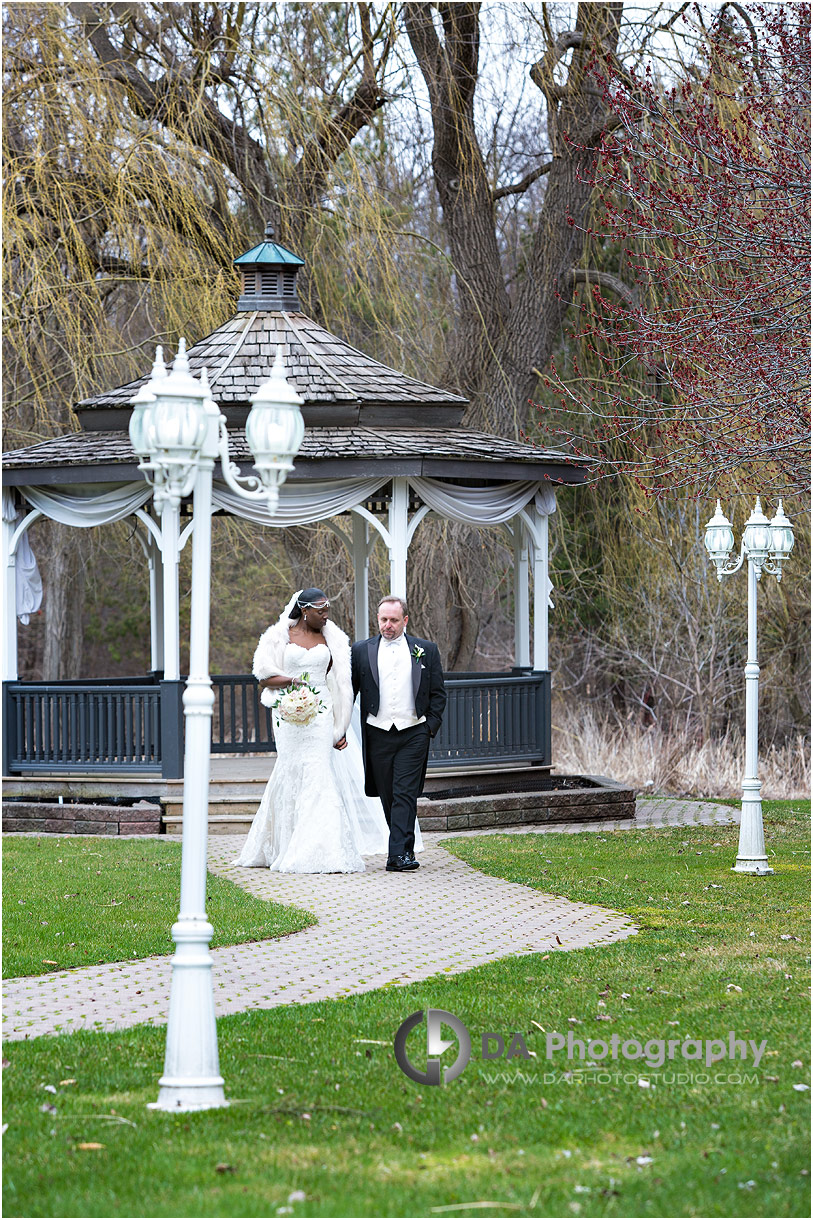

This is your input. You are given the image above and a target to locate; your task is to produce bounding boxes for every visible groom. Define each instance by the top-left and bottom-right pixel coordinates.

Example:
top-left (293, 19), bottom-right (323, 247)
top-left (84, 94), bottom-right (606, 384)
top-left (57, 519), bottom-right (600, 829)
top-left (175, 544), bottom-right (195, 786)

top-left (348, 596), bottom-right (446, 872)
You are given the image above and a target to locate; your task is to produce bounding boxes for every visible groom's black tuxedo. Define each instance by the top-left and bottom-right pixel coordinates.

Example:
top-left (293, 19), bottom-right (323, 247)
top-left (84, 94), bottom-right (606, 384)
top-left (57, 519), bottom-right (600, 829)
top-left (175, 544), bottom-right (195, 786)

top-left (351, 633), bottom-right (446, 859)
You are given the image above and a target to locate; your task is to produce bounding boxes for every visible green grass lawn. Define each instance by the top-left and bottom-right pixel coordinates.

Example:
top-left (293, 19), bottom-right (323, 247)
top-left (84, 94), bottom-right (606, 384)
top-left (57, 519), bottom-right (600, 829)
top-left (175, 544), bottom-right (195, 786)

top-left (2, 802), bottom-right (810, 1218)
top-left (2, 836), bottom-right (315, 978)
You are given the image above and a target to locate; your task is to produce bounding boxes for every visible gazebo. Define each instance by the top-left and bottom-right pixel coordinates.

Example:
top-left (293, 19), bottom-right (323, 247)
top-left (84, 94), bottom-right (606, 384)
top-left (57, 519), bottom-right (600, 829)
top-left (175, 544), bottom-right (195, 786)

top-left (2, 231), bottom-right (590, 786)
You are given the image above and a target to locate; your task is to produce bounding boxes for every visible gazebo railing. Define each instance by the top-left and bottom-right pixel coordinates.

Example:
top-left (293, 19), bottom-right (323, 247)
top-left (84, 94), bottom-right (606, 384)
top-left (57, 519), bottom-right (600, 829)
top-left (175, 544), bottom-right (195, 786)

top-left (211, 675), bottom-right (275, 753)
top-left (429, 671), bottom-right (550, 766)
top-left (3, 681), bottom-right (163, 773)
top-left (3, 671), bottom-right (550, 775)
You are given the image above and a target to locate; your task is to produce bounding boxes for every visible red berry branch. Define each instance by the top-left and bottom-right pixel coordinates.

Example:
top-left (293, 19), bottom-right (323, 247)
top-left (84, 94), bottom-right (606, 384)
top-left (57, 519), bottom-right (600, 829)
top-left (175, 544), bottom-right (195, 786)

top-left (537, 3), bottom-right (810, 501)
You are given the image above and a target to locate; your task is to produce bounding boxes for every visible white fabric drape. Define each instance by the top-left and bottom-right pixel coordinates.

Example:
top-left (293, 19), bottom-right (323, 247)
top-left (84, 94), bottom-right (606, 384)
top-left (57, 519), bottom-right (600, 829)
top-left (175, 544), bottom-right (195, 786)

top-left (3, 491), bottom-right (43, 623)
top-left (410, 478), bottom-right (555, 525)
top-left (211, 478), bottom-right (389, 526)
top-left (535, 485), bottom-right (557, 516)
top-left (17, 475), bottom-right (555, 532)
top-left (19, 482), bottom-right (153, 527)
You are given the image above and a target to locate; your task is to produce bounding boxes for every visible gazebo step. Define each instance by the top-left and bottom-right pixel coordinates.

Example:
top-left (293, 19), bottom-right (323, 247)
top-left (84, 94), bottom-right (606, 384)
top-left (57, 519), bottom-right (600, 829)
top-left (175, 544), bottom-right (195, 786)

top-left (162, 795), bottom-right (263, 820)
top-left (163, 813), bottom-right (255, 835)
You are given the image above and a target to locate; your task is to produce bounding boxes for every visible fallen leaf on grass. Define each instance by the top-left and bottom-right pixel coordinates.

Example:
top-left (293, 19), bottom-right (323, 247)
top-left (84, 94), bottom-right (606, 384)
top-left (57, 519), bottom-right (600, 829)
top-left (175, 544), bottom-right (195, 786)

top-left (215, 1163), bottom-right (236, 1174)
top-left (76, 1143), bottom-right (105, 1151)
top-left (430, 1204), bottom-right (523, 1213)
top-left (59, 1079), bottom-right (77, 1086)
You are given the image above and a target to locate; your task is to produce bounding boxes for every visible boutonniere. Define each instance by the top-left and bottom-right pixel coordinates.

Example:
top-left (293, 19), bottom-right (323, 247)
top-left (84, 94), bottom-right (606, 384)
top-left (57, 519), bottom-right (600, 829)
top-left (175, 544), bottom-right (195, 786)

top-left (411, 645), bottom-right (425, 661)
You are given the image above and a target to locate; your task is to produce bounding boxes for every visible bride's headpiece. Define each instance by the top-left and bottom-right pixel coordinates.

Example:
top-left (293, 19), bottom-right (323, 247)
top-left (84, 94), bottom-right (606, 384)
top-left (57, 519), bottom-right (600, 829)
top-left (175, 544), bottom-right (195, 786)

top-left (278, 588), bottom-right (328, 623)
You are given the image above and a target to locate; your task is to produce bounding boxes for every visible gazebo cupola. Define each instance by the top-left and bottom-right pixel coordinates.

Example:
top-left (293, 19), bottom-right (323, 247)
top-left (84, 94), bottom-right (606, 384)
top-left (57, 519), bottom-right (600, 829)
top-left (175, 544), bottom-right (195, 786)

top-left (235, 224), bottom-right (305, 312)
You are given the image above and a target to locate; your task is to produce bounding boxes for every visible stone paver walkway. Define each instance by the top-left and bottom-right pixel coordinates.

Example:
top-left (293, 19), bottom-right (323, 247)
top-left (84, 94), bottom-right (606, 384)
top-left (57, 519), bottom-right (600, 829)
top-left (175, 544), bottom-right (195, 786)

top-left (2, 798), bottom-right (738, 1042)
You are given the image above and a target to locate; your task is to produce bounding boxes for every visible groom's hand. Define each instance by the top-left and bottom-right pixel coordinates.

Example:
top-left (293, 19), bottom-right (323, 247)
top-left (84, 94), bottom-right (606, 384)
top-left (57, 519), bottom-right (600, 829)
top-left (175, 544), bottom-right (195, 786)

top-left (334, 736), bottom-right (348, 751)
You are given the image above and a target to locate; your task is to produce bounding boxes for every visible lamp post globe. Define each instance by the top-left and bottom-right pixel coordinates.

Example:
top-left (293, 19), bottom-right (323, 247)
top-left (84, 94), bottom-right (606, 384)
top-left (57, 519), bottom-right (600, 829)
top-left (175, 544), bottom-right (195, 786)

top-left (703, 500), bottom-right (735, 580)
top-left (769, 500), bottom-right (795, 580)
top-left (245, 348), bottom-right (305, 515)
top-left (128, 347), bottom-right (167, 462)
top-left (132, 339), bottom-right (208, 511)
top-left (741, 498), bottom-right (772, 569)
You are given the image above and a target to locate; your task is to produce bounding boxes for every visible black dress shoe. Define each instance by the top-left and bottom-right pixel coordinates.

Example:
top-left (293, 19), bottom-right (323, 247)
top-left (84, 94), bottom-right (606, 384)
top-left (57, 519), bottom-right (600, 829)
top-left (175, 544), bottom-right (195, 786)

top-left (386, 853), bottom-right (420, 872)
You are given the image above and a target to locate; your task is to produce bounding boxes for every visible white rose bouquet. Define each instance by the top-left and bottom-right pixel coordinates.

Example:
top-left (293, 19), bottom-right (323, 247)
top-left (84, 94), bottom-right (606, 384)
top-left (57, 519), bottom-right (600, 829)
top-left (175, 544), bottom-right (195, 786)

top-left (271, 674), bottom-right (325, 726)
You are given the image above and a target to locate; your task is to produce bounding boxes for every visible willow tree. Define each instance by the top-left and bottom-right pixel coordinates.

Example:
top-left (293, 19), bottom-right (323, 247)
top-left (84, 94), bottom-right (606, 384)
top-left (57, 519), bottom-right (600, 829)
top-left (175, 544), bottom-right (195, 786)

top-left (3, 2), bottom-right (409, 674)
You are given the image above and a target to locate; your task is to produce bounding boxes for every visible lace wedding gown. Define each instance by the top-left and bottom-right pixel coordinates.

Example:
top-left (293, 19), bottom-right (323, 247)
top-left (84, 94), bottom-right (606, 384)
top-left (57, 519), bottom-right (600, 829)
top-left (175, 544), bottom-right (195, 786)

top-left (235, 642), bottom-right (421, 873)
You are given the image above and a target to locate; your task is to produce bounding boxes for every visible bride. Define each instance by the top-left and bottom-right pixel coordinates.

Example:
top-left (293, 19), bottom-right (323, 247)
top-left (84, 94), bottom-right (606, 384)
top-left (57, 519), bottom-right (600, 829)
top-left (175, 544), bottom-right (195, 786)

top-left (235, 588), bottom-right (421, 873)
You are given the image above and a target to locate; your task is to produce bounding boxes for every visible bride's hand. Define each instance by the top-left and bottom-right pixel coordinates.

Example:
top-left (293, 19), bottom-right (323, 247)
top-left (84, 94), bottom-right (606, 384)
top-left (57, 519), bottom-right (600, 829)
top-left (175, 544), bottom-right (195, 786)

top-left (333, 736), bottom-right (348, 750)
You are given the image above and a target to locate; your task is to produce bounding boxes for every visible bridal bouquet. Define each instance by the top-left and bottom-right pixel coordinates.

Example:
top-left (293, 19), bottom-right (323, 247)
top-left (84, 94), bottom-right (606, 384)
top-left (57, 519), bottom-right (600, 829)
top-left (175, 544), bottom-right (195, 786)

top-left (271, 674), bottom-right (324, 726)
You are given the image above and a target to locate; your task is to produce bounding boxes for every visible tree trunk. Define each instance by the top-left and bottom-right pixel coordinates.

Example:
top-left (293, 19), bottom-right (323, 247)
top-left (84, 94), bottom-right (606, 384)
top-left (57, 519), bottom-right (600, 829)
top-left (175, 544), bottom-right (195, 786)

top-left (404, 2), bottom-right (623, 668)
top-left (41, 524), bottom-right (86, 680)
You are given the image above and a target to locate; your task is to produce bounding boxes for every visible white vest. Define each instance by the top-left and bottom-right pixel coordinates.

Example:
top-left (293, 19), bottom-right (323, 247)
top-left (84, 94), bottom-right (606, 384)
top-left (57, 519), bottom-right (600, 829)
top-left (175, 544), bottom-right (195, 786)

top-left (367, 634), bottom-right (425, 731)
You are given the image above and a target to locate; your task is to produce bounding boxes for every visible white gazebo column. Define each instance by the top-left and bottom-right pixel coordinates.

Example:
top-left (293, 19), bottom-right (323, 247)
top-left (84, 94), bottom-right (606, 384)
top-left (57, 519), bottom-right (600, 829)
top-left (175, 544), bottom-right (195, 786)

top-left (149, 536), bottom-right (165, 673)
top-left (512, 518), bottom-right (531, 669)
top-left (2, 502), bottom-right (18, 682)
top-left (134, 510), bottom-right (166, 674)
top-left (531, 508), bottom-right (549, 672)
top-left (160, 504), bottom-right (181, 680)
top-left (2, 500), bottom-right (43, 683)
top-left (352, 512), bottom-right (370, 641)
top-left (388, 477), bottom-right (409, 598)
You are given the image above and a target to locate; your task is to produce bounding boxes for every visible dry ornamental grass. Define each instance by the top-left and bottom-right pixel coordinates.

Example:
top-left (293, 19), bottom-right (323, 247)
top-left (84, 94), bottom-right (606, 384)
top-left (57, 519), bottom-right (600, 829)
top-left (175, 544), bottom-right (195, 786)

top-left (553, 703), bottom-right (810, 801)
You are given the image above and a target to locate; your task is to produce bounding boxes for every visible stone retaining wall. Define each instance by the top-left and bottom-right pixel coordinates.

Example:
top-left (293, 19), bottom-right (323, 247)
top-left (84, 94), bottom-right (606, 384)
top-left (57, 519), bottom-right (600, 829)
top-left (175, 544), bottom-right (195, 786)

top-left (416, 774), bottom-right (635, 831)
top-left (2, 801), bottom-right (162, 835)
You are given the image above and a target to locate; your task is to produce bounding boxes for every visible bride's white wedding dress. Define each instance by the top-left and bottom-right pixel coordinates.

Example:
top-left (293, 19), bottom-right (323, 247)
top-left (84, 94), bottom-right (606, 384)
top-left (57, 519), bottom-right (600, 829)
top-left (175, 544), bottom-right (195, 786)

top-left (235, 642), bottom-right (421, 873)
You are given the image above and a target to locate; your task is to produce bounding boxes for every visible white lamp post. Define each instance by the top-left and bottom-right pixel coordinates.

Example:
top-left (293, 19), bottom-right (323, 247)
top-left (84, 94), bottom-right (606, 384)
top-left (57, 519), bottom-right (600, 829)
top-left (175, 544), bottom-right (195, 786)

top-left (131, 342), bottom-right (304, 1111)
top-left (703, 497), bottom-right (795, 875)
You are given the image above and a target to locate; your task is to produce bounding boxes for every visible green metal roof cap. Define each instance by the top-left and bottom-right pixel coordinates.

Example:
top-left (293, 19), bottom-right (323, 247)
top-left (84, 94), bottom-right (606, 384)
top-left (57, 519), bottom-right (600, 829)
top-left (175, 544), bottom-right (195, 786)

top-left (234, 234), bottom-right (305, 267)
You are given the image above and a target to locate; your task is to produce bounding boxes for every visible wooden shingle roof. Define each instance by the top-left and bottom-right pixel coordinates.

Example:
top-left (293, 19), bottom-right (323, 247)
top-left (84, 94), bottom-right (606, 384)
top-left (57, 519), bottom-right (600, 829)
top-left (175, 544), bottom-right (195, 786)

top-left (75, 312), bottom-right (468, 431)
top-left (3, 427), bottom-right (589, 487)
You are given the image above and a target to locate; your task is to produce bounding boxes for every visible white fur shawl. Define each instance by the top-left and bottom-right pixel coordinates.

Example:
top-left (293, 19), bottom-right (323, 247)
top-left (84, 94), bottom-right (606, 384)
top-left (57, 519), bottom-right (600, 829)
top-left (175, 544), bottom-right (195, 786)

top-left (252, 616), bottom-right (353, 744)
